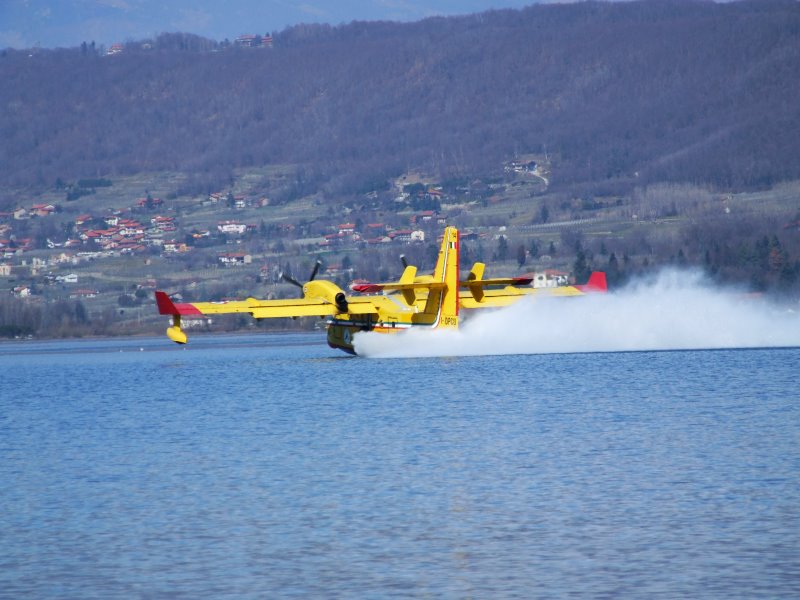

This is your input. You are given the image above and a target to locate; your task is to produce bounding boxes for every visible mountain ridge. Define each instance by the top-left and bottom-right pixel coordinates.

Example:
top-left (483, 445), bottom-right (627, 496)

top-left (1, 0), bottom-right (799, 195)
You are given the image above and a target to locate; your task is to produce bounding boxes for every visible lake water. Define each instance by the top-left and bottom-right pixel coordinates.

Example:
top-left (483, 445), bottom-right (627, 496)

top-left (1, 334), bottom-right (799, 598)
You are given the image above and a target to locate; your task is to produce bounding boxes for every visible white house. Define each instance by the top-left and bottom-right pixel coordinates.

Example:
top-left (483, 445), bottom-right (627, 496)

top-left (218, 221), bottom-right (247, 235)
top-left (218, 252), bottom-right (252, 266)
top-left (530, 270), bottom-right (569, 288)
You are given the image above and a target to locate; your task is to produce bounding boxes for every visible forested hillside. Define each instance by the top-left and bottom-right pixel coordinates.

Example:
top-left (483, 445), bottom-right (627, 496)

top-left (1, 0), bottom-right (799, 195)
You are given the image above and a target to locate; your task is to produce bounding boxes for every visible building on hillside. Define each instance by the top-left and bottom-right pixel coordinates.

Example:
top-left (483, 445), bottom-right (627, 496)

top-left (235, 34), bottom-right (273, 48)
top-left (163, 241), bottom-right (189, 254)
top-left (218, 221), bottom-right (247, 235)
top-left (218, 252), bottom-right (252, 266)
top-left (410, 210), bottom-right (437, 224)
top-left (31, 204), bottom-right (56, 217)
top-left (523, 269), bottom-right (570, 288)
top-left (367, 236), bottom-right (392, 245)
top-left (322, 233), bottom-right (345, 246)
top-left (150, 216), bottom-right (175, 231)
top-left (389, 230), bottom-right (424, 244)
top-left (505, 159), bottom-right (537, 174)
top-left (136, 197), bottom-right (163, 209)
top-left (50, 253), bottom-right (76, 266)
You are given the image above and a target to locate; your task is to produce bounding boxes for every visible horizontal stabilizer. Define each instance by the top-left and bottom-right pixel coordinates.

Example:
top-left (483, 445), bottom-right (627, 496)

top-left (351, 280), bottom-right (447, 293)
top-left (459, 262), bottom-right (533, 302)
top-left (460, 276), bottom-right (533, 287)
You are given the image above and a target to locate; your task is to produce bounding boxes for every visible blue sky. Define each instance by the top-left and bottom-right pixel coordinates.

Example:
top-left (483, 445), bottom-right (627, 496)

top-left (0, 0), bottom-right (558, 49)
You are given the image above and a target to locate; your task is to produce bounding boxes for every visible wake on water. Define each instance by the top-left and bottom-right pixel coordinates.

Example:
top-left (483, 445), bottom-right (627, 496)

top-left (353, 269), bottom-right (800, 358)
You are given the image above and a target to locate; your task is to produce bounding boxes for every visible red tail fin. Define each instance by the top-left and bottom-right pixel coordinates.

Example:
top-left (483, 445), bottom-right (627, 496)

top-left (576, 272), bottom-right (607, 293)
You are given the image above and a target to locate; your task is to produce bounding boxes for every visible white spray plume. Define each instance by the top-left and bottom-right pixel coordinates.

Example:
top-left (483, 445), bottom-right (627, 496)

top-left (353, 269), bottom-right (800, 358)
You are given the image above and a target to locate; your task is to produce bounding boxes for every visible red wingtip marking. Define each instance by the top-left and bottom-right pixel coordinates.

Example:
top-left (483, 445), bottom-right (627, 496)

top-left (155, 291), bottom-right (203, 315)
top-left (155, 291), bottom-right (177, 315)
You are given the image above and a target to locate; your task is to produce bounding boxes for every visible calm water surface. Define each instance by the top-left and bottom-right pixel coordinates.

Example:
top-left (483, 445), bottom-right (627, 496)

top-left (1, 334), bottom-right (799, 598)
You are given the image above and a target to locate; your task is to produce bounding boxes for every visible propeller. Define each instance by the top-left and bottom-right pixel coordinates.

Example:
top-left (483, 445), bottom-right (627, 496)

top-left (400, 254), bottom-right (409, 269)
top-left (281, 260), bottom-right (322, 292)
top-left (281, 273), bottom-right (303, 289)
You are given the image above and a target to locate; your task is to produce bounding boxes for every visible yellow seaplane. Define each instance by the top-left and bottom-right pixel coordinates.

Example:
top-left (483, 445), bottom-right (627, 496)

top-left (155, 226), bottom-right (607, 354)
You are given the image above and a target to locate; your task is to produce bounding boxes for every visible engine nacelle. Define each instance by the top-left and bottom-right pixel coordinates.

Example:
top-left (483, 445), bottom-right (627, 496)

top-left (303, 280), bottom-right (349, 313)
top-left (334, 292), bottom-right (349, 313)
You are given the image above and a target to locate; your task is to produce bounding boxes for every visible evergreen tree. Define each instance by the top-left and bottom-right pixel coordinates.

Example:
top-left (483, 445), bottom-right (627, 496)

top-left (539, 204), bottom-right (550, 224)
top-left (573, 248), bottom-right (590, 283)
top-left (607, 252), bottom-right (621, 286)
top-left (517, 244), bottom-right (527, 268)
top-left (677, 249), bottom-right (687, 267)
top-left (497, 235), bottom-right (509, 261)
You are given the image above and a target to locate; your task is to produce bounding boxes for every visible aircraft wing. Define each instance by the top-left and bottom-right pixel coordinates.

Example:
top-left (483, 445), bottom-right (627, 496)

top-left (459, 284), bottom-right (586, 309)
top-left (350, 264), bottom-right (448, 305)
top-left (462, 276), bottom-right (533, 286)
top-left (351, 281), bottom-right (446, 293)
top-left (459, 262), bottom-right (533, 302)
top-left (459, 271), bottom-right (607, 309)
top-left (155, 290), bottom-right (378, 319)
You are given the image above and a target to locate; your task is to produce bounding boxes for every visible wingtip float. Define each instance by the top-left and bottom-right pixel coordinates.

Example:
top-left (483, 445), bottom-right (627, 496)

top-left (154, 291), bottom-right (194, 344)
top-left (155, 226), bottom-right (607, 354)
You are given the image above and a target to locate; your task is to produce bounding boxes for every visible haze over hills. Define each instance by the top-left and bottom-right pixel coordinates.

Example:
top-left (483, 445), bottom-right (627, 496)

top-left (1, 0), bottom-right (799, 196)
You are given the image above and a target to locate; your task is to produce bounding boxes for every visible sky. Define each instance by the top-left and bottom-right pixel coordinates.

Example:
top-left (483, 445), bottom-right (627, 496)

top-left (0, 0), bottom-right (560, 49)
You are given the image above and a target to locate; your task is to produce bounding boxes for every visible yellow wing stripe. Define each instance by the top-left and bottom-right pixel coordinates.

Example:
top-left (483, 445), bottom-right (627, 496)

top-left (183, 296), bottom-right (378, 319)
top-left (459, 285), bottom-right (587, 309)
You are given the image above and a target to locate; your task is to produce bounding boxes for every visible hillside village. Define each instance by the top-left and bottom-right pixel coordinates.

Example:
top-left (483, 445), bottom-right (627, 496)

top-left (2, 153), bottom-right (799, 340)
top-left (106, 32), bottom-right (274, 56)
top-left (0, 156), bottom-right (800, 335)
top-left (1, 162), bottom-right (595, 337)
top-left (2, 182), bottom-right (457, 284)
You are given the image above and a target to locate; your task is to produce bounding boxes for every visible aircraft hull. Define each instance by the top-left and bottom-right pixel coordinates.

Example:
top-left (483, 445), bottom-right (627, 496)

top-left (326, 321), bottom-right (408, 354)
top-left (327, 323), bottom-right (359, 354)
